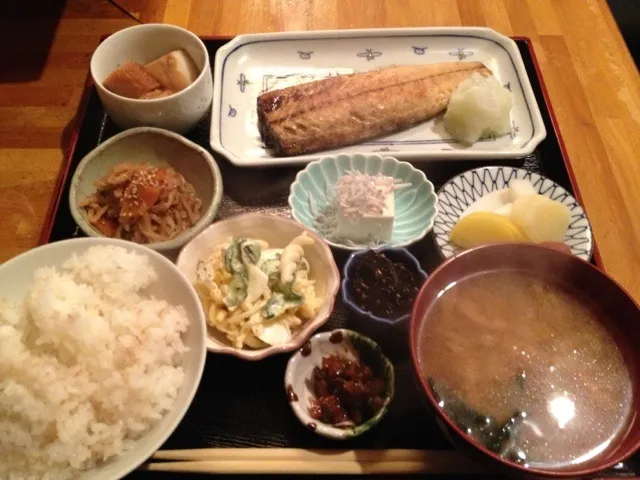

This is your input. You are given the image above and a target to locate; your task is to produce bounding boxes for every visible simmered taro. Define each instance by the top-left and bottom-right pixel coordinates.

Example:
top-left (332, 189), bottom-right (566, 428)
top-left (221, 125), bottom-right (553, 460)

top-left (308, 355), bottom-right (386, 427)
top-left (350, 251), bottom-right (421, 318)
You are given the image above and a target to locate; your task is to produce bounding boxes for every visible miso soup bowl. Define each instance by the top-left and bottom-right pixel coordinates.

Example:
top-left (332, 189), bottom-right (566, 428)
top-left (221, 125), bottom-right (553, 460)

top-left (409, 243), bottom-right (640, 478)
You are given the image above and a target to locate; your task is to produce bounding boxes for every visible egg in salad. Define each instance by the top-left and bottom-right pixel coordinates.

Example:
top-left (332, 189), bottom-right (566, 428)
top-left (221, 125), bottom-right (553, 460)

top-left (194, 233), bottom-right (323, 349)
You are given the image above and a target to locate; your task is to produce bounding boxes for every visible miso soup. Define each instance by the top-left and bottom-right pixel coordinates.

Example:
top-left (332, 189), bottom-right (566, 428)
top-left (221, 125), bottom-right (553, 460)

top-left (418, 270), bottom-right (633, 470)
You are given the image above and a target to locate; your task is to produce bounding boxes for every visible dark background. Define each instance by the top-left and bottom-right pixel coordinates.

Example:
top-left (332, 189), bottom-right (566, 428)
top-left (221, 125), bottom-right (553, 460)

top-left (608, 0), bottom-right (640, 65)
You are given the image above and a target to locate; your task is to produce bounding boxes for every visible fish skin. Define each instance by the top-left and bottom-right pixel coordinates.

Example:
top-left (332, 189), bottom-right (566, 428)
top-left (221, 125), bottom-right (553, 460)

top-left (257, 62), bottom-right (492, 156)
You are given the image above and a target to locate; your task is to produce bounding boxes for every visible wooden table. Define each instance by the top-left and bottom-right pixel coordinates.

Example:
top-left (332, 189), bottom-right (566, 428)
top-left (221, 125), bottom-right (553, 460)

top-left (1, 0), bottom-right (639, 301)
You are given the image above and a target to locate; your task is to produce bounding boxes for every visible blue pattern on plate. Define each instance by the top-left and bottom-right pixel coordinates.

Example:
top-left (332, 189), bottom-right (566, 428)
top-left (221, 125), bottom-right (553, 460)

top-left (236, 73), bottom-right (250, 92)
top-left (510, 122), bottom-right (519, 139)
top-left (228, 105), bottom-right (237, 117)
top-left (297, 51), bottom-right (313, 59)
top-left (449, 48), bottom-right (474, 60)
top-left (357, 49), bottom-right (382, 61)
top-left (372, 146), bottom-right (399, 153)
top-left (215, 33), bottom-right (545, 161)
top-left (433, 166), bottom-right (593, 261)
top-left (288, 154), bottom-right (437, 250)
top-left (412, 46), bottom-right (427, 55)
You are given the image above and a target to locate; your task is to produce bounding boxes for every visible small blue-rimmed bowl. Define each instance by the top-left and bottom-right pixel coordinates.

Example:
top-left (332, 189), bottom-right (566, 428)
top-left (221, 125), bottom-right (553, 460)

top-left (342, 248), bottom-right (428, 329)
top-left (288, 153), bottom-right (437, 250)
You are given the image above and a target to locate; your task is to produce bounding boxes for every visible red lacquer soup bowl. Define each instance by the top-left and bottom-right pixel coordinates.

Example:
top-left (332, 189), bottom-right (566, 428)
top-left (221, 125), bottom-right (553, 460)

top-left (409, 243), bottom-right (639, 478)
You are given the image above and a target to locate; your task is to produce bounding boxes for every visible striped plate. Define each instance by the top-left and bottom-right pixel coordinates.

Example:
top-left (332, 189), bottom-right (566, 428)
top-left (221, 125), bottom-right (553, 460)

top-left (433, 166), bottom-right (593, 261)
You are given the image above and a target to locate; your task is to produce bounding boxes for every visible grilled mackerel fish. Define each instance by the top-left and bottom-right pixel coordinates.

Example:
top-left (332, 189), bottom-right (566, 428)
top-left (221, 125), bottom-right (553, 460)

top-left (257, 62), bottom-right (492, 156)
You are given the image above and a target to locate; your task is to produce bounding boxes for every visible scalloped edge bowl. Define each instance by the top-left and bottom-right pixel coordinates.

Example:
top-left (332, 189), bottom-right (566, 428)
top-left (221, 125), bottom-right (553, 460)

top-left (175, 213), bottom-right (340, 360)
top-left (288, 153), bottom-right (437, 251)
top-left (341, 247), bottom-right (428, 325)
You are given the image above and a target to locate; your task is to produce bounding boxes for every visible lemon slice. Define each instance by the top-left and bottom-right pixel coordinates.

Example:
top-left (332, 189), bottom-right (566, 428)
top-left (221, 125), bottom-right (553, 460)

top-left (449, 211), bottom-right (529, 249)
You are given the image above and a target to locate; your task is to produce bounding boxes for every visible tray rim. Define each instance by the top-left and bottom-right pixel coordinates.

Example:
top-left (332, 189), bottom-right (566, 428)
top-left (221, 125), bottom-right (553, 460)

top-left (210, 26), bottom-right (547, 166)
top-left (39, 34), bottom-right (603, 270)
top-left (31, 33), bottom-right (625, 476)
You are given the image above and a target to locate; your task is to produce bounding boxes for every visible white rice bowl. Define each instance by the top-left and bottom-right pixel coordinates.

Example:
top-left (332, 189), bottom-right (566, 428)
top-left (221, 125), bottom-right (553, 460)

top-left (0, 239), bottom-right (206, 480)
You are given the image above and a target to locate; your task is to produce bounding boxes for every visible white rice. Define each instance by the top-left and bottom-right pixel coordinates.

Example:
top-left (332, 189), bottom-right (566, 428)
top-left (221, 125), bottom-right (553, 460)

top-left (0, 245), bottom-right (188, 480)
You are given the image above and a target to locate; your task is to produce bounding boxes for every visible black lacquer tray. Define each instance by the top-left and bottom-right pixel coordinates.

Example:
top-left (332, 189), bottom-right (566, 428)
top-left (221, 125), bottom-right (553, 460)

top-left (41, 37), bottom-right (638, 479)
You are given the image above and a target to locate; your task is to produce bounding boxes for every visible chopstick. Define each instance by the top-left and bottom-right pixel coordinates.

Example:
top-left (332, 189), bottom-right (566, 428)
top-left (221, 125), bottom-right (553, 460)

top-left (144, 448), bottom-right (487, 475)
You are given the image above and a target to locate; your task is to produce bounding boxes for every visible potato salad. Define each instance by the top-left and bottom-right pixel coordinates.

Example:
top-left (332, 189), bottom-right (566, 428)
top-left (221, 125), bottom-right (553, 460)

top-left (194, 233), bottom-right (322, 349)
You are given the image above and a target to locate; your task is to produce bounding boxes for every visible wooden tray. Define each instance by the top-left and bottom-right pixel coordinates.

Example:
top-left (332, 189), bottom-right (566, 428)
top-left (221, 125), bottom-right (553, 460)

top-left (40, 36), bottom-right (638, 479)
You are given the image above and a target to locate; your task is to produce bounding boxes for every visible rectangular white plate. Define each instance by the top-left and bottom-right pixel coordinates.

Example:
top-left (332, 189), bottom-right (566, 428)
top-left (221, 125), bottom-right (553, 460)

top-left (211, 27), bottom-right (546, 167)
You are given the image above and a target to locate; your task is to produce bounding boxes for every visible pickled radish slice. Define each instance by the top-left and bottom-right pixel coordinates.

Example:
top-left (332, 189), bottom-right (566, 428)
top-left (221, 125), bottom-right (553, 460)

top-left (509, 194), bottom-right (571, 243)
top-left (449, 212), bottom-right (529, 249)
top-left (493, 203), bottom-right (513, 217)
top-left (507, 179), bottom-right (537, 201)
top-left (461, 188), bottom-right (511, 218)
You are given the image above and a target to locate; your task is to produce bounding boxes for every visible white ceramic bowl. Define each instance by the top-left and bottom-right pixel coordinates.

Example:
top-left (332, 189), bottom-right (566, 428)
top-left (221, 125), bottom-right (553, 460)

top-left (0, 238), bottom-right (207, 480)
top-left (69, 127), bottom-right (223, 255)
top-left (284, 329), bottom-right (394, 440)
top-left (176, 213), bottom-right (341, 360)
top-left (90, 23), bottom-right (213, 133)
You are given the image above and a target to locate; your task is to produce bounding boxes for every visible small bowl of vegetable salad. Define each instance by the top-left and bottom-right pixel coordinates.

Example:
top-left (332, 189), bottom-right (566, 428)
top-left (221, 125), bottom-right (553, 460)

top-left (176, 213), bottom-right (340, 360)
